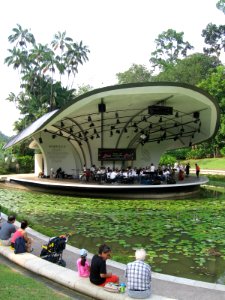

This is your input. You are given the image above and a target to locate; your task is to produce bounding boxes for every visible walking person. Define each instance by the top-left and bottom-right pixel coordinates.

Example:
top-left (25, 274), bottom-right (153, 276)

top-left (195, 163), bottom-right (200, 178)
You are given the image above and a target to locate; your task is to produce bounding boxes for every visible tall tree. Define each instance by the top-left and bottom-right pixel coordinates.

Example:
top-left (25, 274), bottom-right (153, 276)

top-left (217, 0), bottom-right (225, 13)
top-left (8, 23), bottom-right (35, 47)
top-left (154, 53), bottom-right (221, 85)
top-left (116, 64), bottom-right (152, 84)
top-left (75, 84), bottom-right (93, 96)
top-left (5, 24), bottom-right (90, 131)
top-left (149, 29), bottom-right (194, 71)
top-left (202, 23), bottom-right (225, 58)
top-left (198, 65), bottom-right (225, 157)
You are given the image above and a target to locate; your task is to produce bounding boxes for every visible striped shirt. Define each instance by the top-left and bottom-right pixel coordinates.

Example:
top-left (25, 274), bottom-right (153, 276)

top-left (125, 260), bottom-right (151, 291)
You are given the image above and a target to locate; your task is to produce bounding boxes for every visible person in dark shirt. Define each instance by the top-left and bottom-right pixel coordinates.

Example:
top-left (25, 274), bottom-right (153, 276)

top-left (89, 244), bottom-right (119, 286)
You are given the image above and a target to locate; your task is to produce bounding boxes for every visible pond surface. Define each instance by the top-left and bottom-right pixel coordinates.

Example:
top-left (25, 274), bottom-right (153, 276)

top-left (0, 184), bottom-right (224, 284)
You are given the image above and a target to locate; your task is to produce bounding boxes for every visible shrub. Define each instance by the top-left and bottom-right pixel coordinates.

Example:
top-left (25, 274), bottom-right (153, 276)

top-left (16, 155), bottom-right (34, 173)
top-left (166, 148), bottom-right (190, 160)
top-left (159, 154), bottom-right (176, 166)
top-left (186, 148), bottom-right (210, 159)
top-left (220, 147), bottom-right (225, 157)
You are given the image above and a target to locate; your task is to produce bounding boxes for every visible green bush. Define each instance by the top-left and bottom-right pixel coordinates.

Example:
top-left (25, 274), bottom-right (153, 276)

top-left (16, 155), bottom-right (34, 173)
top-left (186, 148), bottom-right (210, 159)
top-left (166, 148), bottom-right (190, 160)
top-left (159, 154), bottom-right (176, 165)
top-left (0, 167), bottom-right (8, 175)
top-left (220, 147), bottom-right (225, 157)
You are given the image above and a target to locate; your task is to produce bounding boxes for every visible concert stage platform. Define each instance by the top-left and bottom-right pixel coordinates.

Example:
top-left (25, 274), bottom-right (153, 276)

top-left (5, 174), bottom-right (208, 199)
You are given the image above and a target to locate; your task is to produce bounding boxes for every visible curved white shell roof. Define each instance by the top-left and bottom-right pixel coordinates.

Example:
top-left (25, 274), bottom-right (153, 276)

top-left (4, 82), bottom-right (220, 169)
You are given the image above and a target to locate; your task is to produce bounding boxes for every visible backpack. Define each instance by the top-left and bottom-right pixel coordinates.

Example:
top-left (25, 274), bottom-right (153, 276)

top-left (14, 237), bottom-right (26, 254)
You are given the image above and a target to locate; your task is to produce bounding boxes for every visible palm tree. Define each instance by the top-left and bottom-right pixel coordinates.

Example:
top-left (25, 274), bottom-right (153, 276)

top-left (8, 24), bottom-right (35, 48)
top-left (51, 31), bottom-right (73, 81)
top-left (51, 31), bottom-right (90, 86)
top-left (51, 31), bottom-right (73, 51)
top-left (5, 25), bottom-right (91, 131)
top-left (5, 47), bottom-right (29, 70)
top-left (64, 41), bottom-right (90, 88)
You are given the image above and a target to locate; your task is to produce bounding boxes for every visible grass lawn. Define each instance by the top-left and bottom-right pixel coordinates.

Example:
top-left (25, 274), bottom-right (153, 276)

top-left (0, 263), bottom-right (70, 300)
top-left (182, 157), bottom-right (225, 170)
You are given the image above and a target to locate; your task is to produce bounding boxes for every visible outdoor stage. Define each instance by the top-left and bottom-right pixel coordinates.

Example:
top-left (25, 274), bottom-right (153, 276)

top-left (4, 173), bottom-right (209, 199)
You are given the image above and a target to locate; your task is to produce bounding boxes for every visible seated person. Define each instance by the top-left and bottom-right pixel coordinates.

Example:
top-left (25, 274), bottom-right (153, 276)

top-left (77, 248), bottom-right (90, 277)
top-left (85, 169), bottom-right (91, 182)
top-left (125, 249), bottom-right (151, 299)
top-left (11, 220), bottom-right (33, 252)
top-left (178, 169), bottom-right (184, 181)
top-left (109, 169), bottom-right (118, 183)
top-left (38, 171), bottom-right (44, 178)
top-left (122, 169), bottom-right (128, 178)
top-left (0, 215), bottom-right (16, 246)
top-left (90, 244), bottom-right (119, 286)
top-left (163, 168), bottom-right (170, 181)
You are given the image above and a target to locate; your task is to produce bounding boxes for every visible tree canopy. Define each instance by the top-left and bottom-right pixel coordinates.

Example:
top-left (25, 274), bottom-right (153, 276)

top-left (216, 0), bottom-right (225, 13)
top-left (5, 24), bottom-right (90, 132)
top-left (198, 65), bottom-right (225, 156)
top-left (116, 64), bottom-right (152, 84)
top-left (154, 53), bottom-right (221, 85)
top-left (202, 23), bottom-right (225, 58)
top-left (149, 29), bottom-right (194, 71)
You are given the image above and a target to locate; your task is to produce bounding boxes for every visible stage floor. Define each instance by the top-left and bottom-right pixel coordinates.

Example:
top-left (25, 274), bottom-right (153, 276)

top-left (3, 173), bottom-right (209, 199)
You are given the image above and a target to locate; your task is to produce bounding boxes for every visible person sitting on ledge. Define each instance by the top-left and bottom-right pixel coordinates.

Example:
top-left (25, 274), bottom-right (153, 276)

top-left (11, 220), bottom-right (33, 253)
top-left (125, 248), bottom-right (151, 299)
top-left (89, 244), bottom-right (119, 286)
top-left (77, 248), bottom-right (90, 277)
top-left (0, 215), bottom-right (16, 246)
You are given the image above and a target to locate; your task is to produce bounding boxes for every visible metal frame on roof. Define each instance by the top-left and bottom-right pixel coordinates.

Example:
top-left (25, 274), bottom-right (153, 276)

top-left (4, 82), bottom-right (220, 155)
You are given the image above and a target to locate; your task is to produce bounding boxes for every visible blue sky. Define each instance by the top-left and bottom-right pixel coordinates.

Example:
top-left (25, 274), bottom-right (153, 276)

top-left (0, 0), bottom-right (224, 136)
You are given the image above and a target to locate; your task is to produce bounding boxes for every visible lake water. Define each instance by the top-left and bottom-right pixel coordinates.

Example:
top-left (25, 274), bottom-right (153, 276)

top-left (0, 183), bottom-right (224, 284)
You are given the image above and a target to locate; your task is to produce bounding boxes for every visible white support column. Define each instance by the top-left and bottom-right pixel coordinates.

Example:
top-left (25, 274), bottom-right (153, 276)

top-left (35, 153), bottom-right (43, 176)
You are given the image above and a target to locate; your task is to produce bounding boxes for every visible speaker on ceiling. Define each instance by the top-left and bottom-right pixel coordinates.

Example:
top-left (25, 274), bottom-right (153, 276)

top-left (148, 105), bottom-right (173, 115)
top-left (98, 103), bottom-right (106, 112)
top-left (193, 111), bottom-right (200, 119)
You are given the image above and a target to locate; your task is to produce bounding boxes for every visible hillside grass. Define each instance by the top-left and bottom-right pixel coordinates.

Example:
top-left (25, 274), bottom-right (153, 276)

top-left (0, 264), bottom-right (69, 300)
top-left (182, 157), bottom-right (225, 170)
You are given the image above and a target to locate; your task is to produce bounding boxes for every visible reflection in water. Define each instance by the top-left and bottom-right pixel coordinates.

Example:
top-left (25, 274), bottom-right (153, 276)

top-left (217, 272), bottom-right (225, 285)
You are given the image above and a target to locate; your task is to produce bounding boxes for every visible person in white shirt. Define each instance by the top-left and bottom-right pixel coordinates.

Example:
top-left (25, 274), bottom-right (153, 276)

top-left (110, 170), bottom-right (117, 180)
top-left (150, 163), bottom-right (155, 172)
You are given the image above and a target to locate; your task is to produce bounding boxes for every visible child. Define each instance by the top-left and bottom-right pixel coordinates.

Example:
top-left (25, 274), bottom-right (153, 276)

top-left (77, 248), bottom-right (90, 277)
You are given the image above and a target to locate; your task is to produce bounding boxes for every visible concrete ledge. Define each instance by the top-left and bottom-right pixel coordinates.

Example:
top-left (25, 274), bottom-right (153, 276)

top-left (0, 245), bottom-right (175, 300)
top-left (0, 176), bottom-right (7, 182)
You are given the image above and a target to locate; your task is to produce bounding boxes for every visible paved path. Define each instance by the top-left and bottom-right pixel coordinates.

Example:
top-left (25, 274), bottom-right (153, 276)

top-left (1, 214), bottom-right (224, 300)
top-left (190, 169), bottom-right (225, 175)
